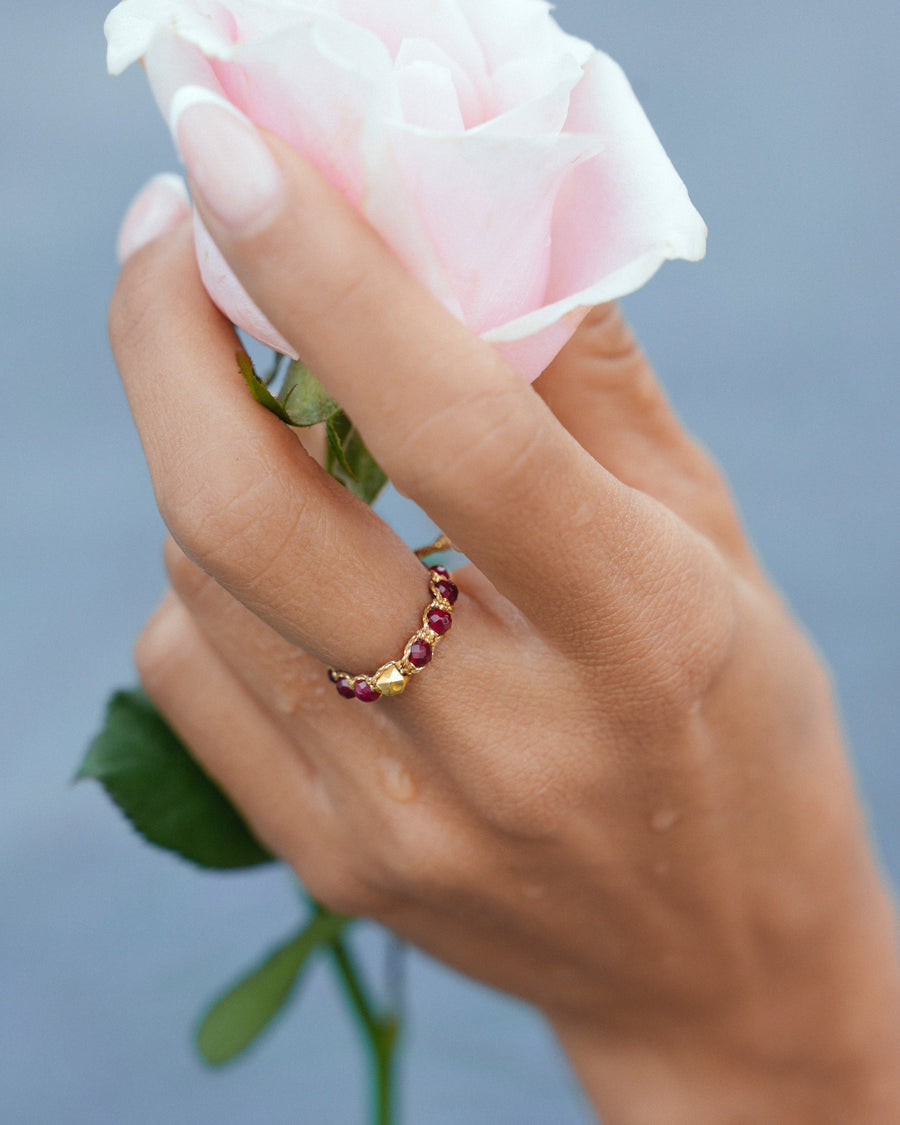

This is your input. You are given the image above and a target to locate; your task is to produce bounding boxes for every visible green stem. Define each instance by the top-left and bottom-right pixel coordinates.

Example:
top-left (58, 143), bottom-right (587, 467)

top-left (328, 936), bottom-right (400, 1125)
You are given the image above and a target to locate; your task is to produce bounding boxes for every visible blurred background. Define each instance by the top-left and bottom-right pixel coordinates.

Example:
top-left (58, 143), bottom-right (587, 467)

top-left (2, 0), bottom-right (898, 1121)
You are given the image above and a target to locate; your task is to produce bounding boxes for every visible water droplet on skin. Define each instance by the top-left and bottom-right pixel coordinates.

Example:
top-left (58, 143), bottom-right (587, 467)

top-left (523, 883), bottom-right (547, 901)
top-left (653, 860), bottom-right (671, 879)
top-left (378, 757), bottom-right (416, 803)
top-left (650, 808), bottom-right (681, 833)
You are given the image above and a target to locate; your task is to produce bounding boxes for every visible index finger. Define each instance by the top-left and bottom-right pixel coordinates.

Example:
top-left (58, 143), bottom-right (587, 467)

top-left (175, 100), bottom-right (673, 636)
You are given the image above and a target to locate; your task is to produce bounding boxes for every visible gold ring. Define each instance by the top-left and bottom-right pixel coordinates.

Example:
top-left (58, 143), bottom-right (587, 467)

top-left (327, 537), bottom-right (458, 702)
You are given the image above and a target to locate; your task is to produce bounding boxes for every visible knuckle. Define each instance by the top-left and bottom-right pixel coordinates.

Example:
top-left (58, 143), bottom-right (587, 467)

top-left (586, 515), bottom-right (739, 721)
top-left (296, 860), bottom-right (389, 920)
top-left (266, 644), bottom-right (324, 719)
top-left (353, 807), bottom-right (468, 904)
top-left (467, 749), bottom-right (596, 842)
top-left (386, 836), bottom-right (461, 902)
top-left (161, 442), bottom-right (312, 592)
top-left (634, 600), bottom-right (736, 719)
top-left (277, 818), bottom-right (392, 918)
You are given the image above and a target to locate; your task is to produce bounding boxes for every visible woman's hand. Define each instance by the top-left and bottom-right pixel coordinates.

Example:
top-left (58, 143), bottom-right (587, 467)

top-left (110, 112), bottom-right (900, 1123)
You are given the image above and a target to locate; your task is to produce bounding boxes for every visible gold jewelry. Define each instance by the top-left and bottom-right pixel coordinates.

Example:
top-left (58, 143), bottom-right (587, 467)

top-left (327, 537), bottom-right (458, 702)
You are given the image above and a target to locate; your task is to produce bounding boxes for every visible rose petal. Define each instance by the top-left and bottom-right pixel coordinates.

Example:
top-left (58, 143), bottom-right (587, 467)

top-left (391, 126), bottom-right (603, 335)
top-left (455, 0), bottom-right (592, 75)
top-left (218, 20), bottom-right (462, 314)
top-left (492, 306), bottom-right (589, 383)
top-left (193, 211), bottom-right (299, 358)
top-left (480, 51), bottom-right (706, 376)
top-left (483, 246), bottom-right (674, 353)
top-left (334, 0), bottom-right (487, 84)
top-left (108, 0), bottom-right (708, 385)
top-left (106, 0), bottom-right (245, 74)
top-left (396, 62), bottom-right (465, 133)
top-left (487, 50), bottom-right (582, 130)
top-left (142, 7), bottom-right (460, 333)
top-left (395, 39), bottom-right (469, 131)
top-left (546, 51), bottom-right (707, 304)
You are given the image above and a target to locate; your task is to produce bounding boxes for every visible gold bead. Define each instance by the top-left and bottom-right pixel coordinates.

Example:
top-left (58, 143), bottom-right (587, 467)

top-left (373, 663), bottom-right (407, 697)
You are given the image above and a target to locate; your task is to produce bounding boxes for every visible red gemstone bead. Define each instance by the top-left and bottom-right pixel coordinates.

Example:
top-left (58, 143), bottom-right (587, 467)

top-left (427, 607), bottom-right (452, 636)
top-left (429, 565), bottom-right (450, 578)
top-left (435, 579), bottom-right (458, 605)
top-left (408, 640), bottom-right (432, 668)
top-left (354, 679), bottom-right (381, 703)
top-left (335, 677), bottom-right (356, 699)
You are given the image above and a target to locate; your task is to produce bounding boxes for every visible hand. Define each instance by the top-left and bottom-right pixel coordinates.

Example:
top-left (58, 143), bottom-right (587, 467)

top-left (110, 116), bottom-right (900, 1123)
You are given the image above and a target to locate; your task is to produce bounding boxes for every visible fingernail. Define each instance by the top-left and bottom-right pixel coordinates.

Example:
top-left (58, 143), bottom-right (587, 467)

top-left (172, 88), bottom-right (286, 236)
top-left (116, 173), bottom-right (191, 264)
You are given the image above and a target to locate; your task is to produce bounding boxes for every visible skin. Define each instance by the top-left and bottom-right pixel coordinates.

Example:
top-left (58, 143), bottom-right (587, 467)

top-left (109, 134), bottom-right (900, 1122)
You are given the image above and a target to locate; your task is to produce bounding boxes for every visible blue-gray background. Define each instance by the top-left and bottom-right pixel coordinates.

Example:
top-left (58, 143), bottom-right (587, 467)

top-left (2, 1), bottom-right (898, 1121)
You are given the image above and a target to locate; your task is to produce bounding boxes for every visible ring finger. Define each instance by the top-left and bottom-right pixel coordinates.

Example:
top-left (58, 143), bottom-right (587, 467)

top-left (111, 219), bottom-right (451, 680)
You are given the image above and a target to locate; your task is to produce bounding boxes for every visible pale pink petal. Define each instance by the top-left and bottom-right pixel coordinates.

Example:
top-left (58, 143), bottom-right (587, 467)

top-left (396, 61), bottom-right (465, 131)
top-left (107, 0), bottom-right (708, 385)
top-left (193, 211), bottom-right (298, 358)
top-left (391, 126), bottom-right (603, 334)
top-left (455, 0), bottom-right (591, 75)
top-left (478, 49), bottom-right (580, 138)
top-left (395, 39), bottom-right (470, 130)
top-left (546, 51), bottom-right (707, 305)
top-left (483, 245), bottom-right (673, 351)
top-left (491, 306), bottom-right (588, 383)
top-left (331, 0), bottom-right (488, 85)
top-left (106, 0), bottom-right (249, 75)
top-left (210, 0), bottom-right (316, 44)
top-left (215, 21), bottom-right (461, 313)
top-left (487, 51), bottom-right (581, 128)
top-left (480, 51), bottom-right (706, 378)
top-left (143, 8), bottom-right (459, 338)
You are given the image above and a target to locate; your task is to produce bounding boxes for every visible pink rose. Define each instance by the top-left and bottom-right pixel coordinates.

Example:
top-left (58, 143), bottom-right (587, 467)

top-left (105, 0), bottom-right (706, 381)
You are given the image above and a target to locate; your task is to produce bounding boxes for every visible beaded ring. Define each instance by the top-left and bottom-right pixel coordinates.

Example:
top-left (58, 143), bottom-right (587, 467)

top-left (327, 537), bottom-right (458, 702)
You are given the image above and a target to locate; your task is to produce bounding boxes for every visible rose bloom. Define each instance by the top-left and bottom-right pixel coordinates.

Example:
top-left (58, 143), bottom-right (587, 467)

top-left (106, 0), bottom-right (706, 381)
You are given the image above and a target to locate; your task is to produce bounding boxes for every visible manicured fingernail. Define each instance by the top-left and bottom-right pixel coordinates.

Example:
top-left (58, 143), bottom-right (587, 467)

top-left (116, 173), bottom-right (191, 264)
top-left (172, 88), bottom-right (286, 236)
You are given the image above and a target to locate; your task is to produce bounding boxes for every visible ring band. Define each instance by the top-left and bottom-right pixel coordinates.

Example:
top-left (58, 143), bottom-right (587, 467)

top-left (327, 537), bottom-right (458, 702)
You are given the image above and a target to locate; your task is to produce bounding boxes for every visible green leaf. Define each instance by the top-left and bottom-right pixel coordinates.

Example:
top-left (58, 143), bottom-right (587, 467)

top-left (326, 414), bottom-right (356, 479)
top-left (342, 426), bottom-right (389, 505)
top-left (196, 910), bottom-right (349, 1066)
top-left (279, 361), bottom-right (340, 426)
top-left (323, 411), bottom-right (388, 505)
top-left (236, 350), bottom-right (387, 503)
top-left (77, 689), bottom-right (275, 870)
top-left (237, 349), bottom-right (295, 425)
